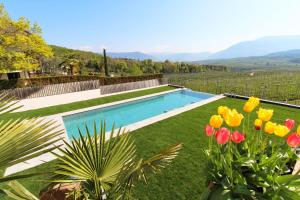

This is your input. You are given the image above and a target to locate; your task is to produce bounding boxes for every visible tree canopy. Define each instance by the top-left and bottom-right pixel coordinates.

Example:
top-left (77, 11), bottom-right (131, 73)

top-left (0, 4), bottom-right (52, 73)
top-left (44, 45), bottom-right (228, 76)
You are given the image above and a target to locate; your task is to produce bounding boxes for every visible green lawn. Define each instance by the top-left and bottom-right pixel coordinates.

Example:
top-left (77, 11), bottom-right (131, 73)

top-left (2, 97), bottom-right (299, 199)
top-left (2, 86), bottom-right (174, 120)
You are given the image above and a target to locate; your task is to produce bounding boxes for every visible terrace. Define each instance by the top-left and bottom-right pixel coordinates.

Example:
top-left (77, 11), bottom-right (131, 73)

top-left (1, 82), bottom-right (299, 199)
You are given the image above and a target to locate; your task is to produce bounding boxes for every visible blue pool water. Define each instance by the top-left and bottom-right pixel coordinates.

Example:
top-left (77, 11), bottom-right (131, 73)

top-left (63, 90), bottom-right (214, 139)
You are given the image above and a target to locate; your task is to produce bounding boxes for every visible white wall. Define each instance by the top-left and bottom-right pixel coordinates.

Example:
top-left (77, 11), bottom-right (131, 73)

top-left (12, 84), bottom-right (167, 112)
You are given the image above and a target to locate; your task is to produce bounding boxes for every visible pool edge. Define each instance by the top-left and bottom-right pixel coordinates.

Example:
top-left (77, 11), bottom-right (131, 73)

top-left (5, 90), bottom-right (224, 176)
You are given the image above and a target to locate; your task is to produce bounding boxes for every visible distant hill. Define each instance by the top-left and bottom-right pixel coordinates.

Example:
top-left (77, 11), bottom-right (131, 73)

top-left (266, 49), bottom-right (300, 58)
top-left (209, 35), bottom-right (300, 59)
top-left (194, 48), bottom-right (300, 70)
top-left (51, 45), bottom-right (103, 60)
top-left (107, 52), bottom-right (154, 60)
top-left (106, 52), bottom-right (211, 62)
top-left (104, 36), bottom-right (300, 62)
top-left (151, 52), bottom-right (211, 62)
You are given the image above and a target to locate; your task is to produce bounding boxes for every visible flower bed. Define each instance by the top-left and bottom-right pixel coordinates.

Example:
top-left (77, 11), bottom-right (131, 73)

top-left (202, 97), bottom-right (300, 199)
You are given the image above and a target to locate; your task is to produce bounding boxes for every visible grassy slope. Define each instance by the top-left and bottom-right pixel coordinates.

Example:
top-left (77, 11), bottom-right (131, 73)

top-left (2, 86), bottom-right (174, 120)
top-left (3, 97), bottom-right (299, 199)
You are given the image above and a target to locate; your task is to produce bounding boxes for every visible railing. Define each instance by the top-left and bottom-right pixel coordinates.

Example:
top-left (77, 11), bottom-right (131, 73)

top-left (224, 93), bottom-right (300, 109)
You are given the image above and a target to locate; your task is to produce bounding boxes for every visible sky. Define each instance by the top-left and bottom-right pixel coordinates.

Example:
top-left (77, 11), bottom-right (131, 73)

top-left (2, 0), bottom-right (300, 53)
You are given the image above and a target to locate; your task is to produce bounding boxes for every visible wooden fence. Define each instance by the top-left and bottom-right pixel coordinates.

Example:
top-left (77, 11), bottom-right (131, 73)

top-left (2, 78), bottom-right (166, 99)
top-left (100, 79), bottom-right (164, 95)
top-left (2, 80), bottom-right (100, 99)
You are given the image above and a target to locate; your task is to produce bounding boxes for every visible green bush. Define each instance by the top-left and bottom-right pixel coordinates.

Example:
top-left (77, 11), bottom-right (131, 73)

top-left (103, 74), bottom-right (162, 85)
top-left (0, 74), bottom-right (163, 90)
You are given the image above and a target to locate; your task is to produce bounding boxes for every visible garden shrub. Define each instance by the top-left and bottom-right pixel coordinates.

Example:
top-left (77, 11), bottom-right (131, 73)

top-left (0, 74), bottom-right (163, 90)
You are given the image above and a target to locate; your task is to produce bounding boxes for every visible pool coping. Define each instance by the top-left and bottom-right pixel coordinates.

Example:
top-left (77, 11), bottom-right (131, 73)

top-left (5, 88), bottom-right (224, 176)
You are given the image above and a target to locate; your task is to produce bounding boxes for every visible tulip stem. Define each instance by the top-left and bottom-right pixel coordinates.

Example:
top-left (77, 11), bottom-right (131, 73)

top-left (228, 129), bottom-right (234, 187)
top-left (247, 114), bottom-right (250, 133)
top-left (209, 135), bottom-right (212, 153)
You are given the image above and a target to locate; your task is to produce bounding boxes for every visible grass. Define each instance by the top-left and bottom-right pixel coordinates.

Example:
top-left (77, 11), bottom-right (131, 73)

top-left (1, 86), bottom-right (174, 120)
top-left (2, 97), bottom-right (300, 199)
top-left (167, 71), bottom-right (300, 104)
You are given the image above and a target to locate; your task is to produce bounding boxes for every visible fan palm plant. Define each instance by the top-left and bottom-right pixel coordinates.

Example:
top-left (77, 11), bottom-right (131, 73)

top-left (53, 122), bottom-right (182, 199)
top-left (0, 93), bottom-right (64, 198)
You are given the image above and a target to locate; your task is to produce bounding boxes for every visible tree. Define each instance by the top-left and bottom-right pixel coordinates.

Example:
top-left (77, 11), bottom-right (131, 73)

top-left (178, 63), bottom-right (189, 73)
top-left (128, 63), bottom-right (143, 75)
top-left (60, 54), bottom-right (81, 75)
top-left (53, 122), bottom-right (182, 199)
top-left (153, 62), bottom-right (163, 73)
top-left (114, 61), bottom-right (128, 73)
top-left (0, 4), bottom-right (53, 73)
top-left (141, 59), bottom-right (155, 74)
top-left (86, 59), bottom-right (101, 72)
top-left (103, 49), bottom-right (109, 76)
top-left (163, 60), bottom-right (177, 73)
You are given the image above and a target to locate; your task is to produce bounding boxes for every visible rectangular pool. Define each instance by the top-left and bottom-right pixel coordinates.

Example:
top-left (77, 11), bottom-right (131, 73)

top-left (63, 89), bottom-right (214, 139)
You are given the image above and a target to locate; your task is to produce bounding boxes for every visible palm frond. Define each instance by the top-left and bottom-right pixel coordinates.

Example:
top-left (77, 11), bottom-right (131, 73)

top-left (0, 93), bottom-right (64, 185)
top-left (0, 93), bottom-right (22, 114)
top-left (53, 122), bottom-right (136, 198)
top-left (0, 118), bottom-right (64, 171)
top-left (2, 181), bottom-right (38, 200)
top-left (53, 121), bottom-right (182, 199)
top-left (139, 143), bottom-right (183, 175)
top-left (113, 143), bottom-right (182, 197)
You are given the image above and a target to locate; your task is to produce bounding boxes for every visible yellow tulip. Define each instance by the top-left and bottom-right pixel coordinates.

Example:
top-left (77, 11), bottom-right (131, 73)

top-left (264, 121), bottom-right (276, 134)
top-left (224, 109), bottom-right (244, 127)
top-left (244, 97), bottom-right (260, 113)
top-left (274, 125), bottom-right (290, 137)
top-left (257, 108), bottom-right (273, 122)
top-left (248, 97), bottom-right (260, 107)
top-left (254, 118), bottom-right (263, 130)
top-left (209, 115), bottom-right (223, 128)
top-left (297, 125), bottom-right (300, 136)
top-left (218, 106), bottom-right (229, 116)
top-left (243, 101), bottom-right (256, 113)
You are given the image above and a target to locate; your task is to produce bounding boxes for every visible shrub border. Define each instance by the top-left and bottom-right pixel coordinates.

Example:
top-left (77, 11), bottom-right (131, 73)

top-left (0, 74), bottom-right (163, 89)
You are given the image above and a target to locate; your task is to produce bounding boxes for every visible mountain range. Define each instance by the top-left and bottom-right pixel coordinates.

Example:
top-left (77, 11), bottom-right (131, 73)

top-left (194, 49), bottom-right (300, 70)
top-left (107, 35), bottom-right (300, 62)
top-left (107, 52), bottom-right (212, 62)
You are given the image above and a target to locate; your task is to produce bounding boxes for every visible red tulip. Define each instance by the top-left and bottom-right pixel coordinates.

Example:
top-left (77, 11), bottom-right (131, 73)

top-left (285, 119), bottom-right (295, 130)
top-left (231, 131), bottom-right (245, 143)
top-left (216, 127), bottom-right (230, 145)
top-left (286, 133), bottom-right (300, 147)
top-left (205, 124), bottom-right (214, 136)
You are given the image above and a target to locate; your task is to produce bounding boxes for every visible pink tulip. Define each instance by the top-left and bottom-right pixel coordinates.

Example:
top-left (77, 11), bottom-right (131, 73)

top-left (285, 119), bottom-right (295, 130)
top-left (286, 133), bottom-right (300, 148)
top-left (231, 131), bottom-right (245, 144)
top-left (205, 124), bottom-right (214, 136)
top-left (216, 127), bottom-right (230, 145)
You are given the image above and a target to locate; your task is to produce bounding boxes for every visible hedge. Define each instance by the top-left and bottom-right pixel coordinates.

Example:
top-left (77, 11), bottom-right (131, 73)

top-left (0, 74), bottom-right (163, 90)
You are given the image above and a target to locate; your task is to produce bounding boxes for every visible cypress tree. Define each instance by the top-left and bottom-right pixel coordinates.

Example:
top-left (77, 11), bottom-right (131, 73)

top-left (103, 48), bottom-right (109, 77)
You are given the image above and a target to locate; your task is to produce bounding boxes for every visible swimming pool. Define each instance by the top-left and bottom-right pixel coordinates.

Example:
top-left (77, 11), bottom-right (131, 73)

top-left (63, 89), bottom-right (214, 139)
